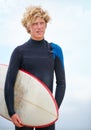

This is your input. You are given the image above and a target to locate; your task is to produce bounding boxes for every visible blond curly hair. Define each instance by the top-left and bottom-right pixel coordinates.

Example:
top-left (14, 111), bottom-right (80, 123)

top-left (21, 5), bottom-right (51, 33)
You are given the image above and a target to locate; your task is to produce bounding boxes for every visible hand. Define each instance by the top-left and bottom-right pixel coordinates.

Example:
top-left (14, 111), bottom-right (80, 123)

top-left (11, 113), bottom-right (24, 127)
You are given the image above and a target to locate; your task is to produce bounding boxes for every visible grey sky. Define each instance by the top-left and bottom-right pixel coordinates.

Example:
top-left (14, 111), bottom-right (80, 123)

top-left (0, 0), bottom-right (91, 129)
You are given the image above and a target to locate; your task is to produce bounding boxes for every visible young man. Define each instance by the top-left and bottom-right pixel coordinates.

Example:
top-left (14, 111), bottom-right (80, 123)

top-left (4, 5), bottom-right (66, 130)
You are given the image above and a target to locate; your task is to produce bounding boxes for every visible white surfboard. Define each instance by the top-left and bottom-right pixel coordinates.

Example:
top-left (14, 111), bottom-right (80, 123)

top-left (0, 64), bottom-right (58, 128)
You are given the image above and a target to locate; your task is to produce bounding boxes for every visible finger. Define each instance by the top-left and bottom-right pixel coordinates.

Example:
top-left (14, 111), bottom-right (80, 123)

top-left (16, 118), bottom-right (24, 127)
top-left (15, 120), bottom-right (24, 127)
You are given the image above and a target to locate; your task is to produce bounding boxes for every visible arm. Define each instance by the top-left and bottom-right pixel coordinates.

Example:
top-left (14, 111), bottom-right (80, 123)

top-left (4, 47), bottom-right (22, 117)
top-left (51, 43), bottom-right (66, 108)
top-left (4, 47), bottom-right (24, 127)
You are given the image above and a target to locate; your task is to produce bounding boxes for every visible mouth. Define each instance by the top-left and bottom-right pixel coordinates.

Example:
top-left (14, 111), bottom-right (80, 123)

top-left (37, 31), bottom-right (43, 35)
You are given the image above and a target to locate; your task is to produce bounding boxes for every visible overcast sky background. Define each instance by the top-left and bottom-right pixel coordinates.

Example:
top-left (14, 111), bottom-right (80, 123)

top-left (0, 0), bottom-right (91, 130)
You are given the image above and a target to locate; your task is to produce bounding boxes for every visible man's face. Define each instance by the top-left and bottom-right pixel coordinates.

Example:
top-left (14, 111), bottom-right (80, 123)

top-left (29, 17), bottom-right (47, 40)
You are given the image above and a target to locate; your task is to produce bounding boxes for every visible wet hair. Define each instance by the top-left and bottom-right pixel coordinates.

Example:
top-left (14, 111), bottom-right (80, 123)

top-left (21, 5), bottom-right (51, 33)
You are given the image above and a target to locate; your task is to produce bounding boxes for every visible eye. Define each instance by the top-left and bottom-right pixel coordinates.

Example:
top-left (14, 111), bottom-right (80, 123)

top-left (32, 22), bottom-right (38, 26)
top-left (40, 22), bottom-right (44, 25)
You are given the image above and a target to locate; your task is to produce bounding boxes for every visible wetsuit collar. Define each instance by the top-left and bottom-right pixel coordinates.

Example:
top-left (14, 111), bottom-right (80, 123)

top-left (30, 38), bottom-right (44, 45)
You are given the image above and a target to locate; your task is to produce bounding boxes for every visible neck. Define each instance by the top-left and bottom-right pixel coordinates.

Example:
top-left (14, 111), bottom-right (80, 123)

top-left (31, 38), bottom-right (44, 42)
top-left (31, 36), bottom-right (44, 41)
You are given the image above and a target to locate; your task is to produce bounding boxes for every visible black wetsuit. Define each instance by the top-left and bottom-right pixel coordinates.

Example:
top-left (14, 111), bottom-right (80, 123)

top-left (4, 39), bottom-right (66, 130)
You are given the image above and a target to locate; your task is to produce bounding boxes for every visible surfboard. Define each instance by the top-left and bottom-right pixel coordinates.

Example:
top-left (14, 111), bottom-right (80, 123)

top-left (0, 64), bottom-right (58, 128)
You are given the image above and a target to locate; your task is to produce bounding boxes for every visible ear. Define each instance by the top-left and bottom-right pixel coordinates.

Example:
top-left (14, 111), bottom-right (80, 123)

top-left (45, 23), bottom-right (47, 28)
top-left (27, 27), bottom-right (31, 34)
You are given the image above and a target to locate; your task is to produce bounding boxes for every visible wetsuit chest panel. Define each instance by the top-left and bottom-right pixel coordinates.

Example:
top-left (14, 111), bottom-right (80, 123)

top-left (20, 41), bottom-right (54, 89)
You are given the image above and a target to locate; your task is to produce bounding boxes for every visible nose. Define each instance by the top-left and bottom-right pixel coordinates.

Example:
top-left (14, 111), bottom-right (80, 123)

top-left (37, 23), bottom-right (42, 28)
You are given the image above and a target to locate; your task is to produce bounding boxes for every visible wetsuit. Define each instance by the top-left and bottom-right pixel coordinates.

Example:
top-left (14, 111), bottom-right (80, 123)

top-left (4, 38), bottom-right (66, 130)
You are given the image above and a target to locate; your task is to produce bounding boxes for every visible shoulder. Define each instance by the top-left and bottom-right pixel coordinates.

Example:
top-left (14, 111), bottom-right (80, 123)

top-left (50, 42), bottom-right (63, 58)
top-left (50, 42), bottom-right (64, 68)
top-left (12, 42), bottom-right (28, 53)
top-left (50, 42), bottom-right (61, 49)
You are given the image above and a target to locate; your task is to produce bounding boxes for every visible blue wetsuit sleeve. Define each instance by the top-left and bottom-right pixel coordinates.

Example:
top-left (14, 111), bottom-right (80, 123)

top-left (4, 47), bottom-right (22, 117)
top-left (51, 43), bottom-right (66, 108)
